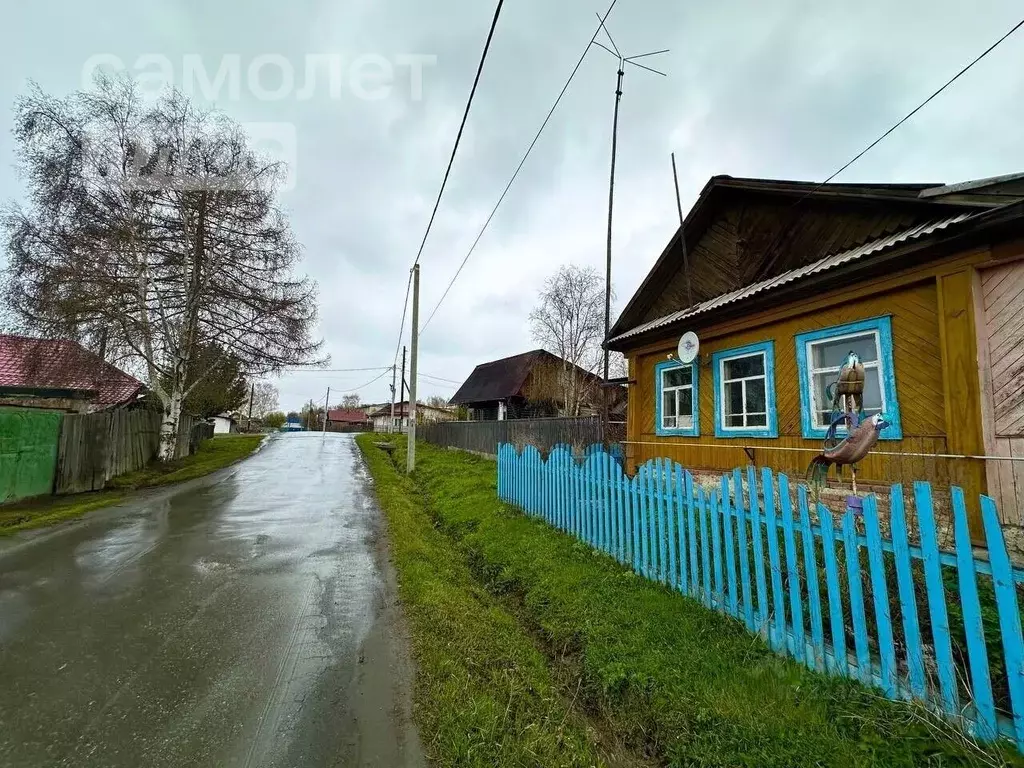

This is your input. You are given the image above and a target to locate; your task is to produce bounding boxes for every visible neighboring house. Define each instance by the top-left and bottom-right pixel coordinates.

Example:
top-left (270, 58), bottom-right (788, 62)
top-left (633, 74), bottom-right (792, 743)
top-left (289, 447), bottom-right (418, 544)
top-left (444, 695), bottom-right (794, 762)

top-left (449, 349), bottom-right (623, 421)
top-left (325, 408), bottom-right (370, 430)
top-left (606, 173), bottom-right (1024, 528)
top-left (0, 334), bottom-right (144, 412)
top-left (369, 401), bottom-right (457, 432)
top-left (211, 413), bottom-right (236, 434)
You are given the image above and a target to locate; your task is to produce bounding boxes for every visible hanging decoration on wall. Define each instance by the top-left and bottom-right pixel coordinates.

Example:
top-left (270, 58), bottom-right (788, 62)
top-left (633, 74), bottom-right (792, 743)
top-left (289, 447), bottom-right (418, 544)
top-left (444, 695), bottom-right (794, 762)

top-left (806, 352), bottom-right (887, 508)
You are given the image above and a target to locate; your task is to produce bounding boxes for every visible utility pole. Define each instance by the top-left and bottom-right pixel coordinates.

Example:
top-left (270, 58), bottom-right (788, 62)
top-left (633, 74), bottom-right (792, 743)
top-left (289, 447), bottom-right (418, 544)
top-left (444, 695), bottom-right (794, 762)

top-left (247, 382), bottom-right (255, 432)
top-left (389, 364), bottom-right (397, 433)
top-left (400, 346), bottom-right (407, 425)
top-left (671, 152), bottom-right (694, 308)
top-left (407, 264), bottom-right (420, 474)
top-left (322, 386), bottom-right (330, 434)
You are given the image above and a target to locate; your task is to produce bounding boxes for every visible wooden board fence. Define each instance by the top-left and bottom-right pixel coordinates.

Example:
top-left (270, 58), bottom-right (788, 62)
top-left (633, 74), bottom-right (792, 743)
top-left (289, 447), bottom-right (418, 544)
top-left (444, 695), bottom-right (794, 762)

top-left (498, 442), bottom-right (1024, 752)
top-left (55, 411), bottom-right (209, 494)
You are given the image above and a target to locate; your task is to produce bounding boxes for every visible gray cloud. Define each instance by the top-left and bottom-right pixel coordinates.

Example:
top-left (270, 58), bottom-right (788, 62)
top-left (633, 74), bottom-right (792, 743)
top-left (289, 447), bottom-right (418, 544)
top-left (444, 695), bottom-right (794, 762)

top-left (3, 0), bottom-right (1024, 410)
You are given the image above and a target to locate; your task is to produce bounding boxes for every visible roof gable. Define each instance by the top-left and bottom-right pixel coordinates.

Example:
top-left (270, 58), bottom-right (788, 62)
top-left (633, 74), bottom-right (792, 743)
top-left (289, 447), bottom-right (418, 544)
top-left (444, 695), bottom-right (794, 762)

top-left (0, 335), bottom-right (144, 406)
top-left (611, 174), bottom-right (1023, 339)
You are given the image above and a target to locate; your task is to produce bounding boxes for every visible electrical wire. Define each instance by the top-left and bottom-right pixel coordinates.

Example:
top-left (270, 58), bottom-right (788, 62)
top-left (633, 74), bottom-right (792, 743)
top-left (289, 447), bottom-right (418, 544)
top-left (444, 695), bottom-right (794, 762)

top-left (418, 371), bottom-right (464, 385)
top-left (283, 366), bottom-right (391, 373)
top-left (420, 0), bottom-right (620, 334)
top-left (345, 367), bottom-right (395, 393)
top-left (755, 14), bottom-right (1024, 278)
top-left (391, 0), bottom-right (504, 380)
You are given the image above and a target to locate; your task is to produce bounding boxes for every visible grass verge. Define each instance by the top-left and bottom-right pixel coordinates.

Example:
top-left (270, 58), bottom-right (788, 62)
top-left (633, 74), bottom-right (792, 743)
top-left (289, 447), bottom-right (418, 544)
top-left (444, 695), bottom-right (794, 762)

top-left (356, 434), bottom-right (606, 767)
top-left (0, 434), bottom-right (264, 536)
top-left (360, 435), bottom-right (1021, 768)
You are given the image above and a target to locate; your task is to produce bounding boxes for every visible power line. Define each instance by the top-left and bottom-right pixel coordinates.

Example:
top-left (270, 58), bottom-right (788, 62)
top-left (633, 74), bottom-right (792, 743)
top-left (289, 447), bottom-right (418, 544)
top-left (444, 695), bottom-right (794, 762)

top-left (391, 0), bottom-right (504, 379)
top-left (756, 14), bottom-right (1024, 278)
top-left (418, 371), bottom-right (464, 385)
top-left (283, 366), bottom-right (390, 373)
top-left (420, 0), bottom-right (620, 334)
top-left (345, 367), bottom-right (394, 393)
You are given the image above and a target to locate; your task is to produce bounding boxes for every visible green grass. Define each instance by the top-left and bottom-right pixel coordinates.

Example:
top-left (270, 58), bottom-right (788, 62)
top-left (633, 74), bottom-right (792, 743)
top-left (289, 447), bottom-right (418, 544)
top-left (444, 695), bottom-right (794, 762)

top-left (0, 434), bottom-right (264, 535)
top-left (359, 435), bottom-right (1022, 768)
top-left (356, 434), bottom-right (603, 767)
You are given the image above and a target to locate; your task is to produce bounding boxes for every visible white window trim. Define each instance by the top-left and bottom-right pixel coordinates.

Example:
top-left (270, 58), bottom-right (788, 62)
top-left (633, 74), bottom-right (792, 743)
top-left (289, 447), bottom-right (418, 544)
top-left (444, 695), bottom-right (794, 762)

top-left (804, 328), bottom-right (887, 432)
top-left (660, 366), bottom-right (694, 431)
top-left (718, 352), bottom-right (768, 432)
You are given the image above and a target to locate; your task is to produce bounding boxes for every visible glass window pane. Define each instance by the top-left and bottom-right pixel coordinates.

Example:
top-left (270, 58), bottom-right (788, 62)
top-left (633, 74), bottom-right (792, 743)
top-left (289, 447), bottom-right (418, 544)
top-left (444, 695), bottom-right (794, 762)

top-left (728, 414), bottom-right (744, 427)
top-left (812, 371), bottom-right (833, 417)
top-left (679, 387), bottom-right (693, 416)
top-left (726, 381), bottom-right (743, 416)
top-left (811, 332), bottom-right (878, 369)
top-left (662, 390), bottom-right (675, 420)
top-left (677, 414), bottom-right (693, 430)
top-left (745, 379), bottom-right (766, 413)
top-left (863, 369), bottom-right (882, 412)
top-left (663, 366), bottom-right (690, 388)
top-left (724, 353), bottom-right (764, 380)
top-left (664, 414), bottom-right (676, 428)
top-left (748, 413), bottom-right (767, 427)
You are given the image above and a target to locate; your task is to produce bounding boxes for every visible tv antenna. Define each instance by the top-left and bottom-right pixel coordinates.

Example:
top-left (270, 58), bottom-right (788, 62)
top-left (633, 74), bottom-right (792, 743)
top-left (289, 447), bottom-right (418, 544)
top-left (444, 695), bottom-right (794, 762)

top-left (594, 17), bottom-right (668, 385)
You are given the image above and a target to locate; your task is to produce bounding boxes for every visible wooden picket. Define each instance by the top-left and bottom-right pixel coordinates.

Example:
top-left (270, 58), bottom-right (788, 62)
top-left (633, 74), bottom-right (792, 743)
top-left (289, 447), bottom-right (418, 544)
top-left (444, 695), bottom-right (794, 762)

top-left (496, 442), bottom-right (1024, 752)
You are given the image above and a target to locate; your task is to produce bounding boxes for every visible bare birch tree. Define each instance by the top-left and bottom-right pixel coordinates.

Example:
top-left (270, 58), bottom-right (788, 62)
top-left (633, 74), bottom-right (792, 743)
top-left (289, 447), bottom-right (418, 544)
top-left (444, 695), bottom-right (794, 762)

top-left (2, 76), bottom-right (323, 458)
top-left (529, 264), bottom-right (613, 417)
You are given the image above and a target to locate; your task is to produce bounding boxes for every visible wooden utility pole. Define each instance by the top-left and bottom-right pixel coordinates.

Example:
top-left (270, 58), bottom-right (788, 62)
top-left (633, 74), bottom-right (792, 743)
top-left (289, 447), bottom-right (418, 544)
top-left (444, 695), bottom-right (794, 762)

top-left (247, 382), bottom-right (255, 431)
top-left (407, 265), bottom-right (420, 473)
top-left (322, 386), bottom-right (330, 433)
top-left (400, 346), bottom-right (407, 423)
top-left (389, 364), bottom-right (397, 433)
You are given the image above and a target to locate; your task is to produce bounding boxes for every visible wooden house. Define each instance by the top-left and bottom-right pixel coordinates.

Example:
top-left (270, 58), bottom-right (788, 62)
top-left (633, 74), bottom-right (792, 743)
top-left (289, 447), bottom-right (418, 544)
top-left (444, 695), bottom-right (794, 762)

top-left (450, 349), bottom-right (624, 420)
top-left (606, 174), bottom-right (1024, 530)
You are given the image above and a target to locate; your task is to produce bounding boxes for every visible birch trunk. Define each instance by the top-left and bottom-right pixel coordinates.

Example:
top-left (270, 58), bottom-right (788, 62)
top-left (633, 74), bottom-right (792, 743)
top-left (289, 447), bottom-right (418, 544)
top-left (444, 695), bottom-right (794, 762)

top-left (158, 387), bottom-right (184, 461)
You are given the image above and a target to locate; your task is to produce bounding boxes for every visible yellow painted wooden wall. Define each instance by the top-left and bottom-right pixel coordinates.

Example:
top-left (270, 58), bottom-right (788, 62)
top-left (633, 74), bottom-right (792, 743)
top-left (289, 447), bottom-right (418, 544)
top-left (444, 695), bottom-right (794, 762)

top-left (626, 279), bottom-right (957, 489)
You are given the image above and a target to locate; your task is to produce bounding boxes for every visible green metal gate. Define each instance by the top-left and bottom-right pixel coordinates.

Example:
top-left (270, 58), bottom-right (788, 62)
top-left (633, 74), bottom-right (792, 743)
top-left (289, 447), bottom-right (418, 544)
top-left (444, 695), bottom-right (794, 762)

top-left (0, 408), bottom-right (62, 503)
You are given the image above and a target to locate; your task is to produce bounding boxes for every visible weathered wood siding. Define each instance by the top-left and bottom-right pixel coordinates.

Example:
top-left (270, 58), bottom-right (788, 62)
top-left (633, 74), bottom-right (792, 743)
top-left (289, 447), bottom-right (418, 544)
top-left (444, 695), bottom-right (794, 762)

top-left (977, 259), bottom-right (1024, 525)
top-left (628, 281), bottom-right (948, 487)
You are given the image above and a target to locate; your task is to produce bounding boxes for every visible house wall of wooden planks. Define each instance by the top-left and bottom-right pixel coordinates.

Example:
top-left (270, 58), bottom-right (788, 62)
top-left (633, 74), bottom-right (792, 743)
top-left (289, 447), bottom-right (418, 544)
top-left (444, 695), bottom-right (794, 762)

top-left (622, 249), bottom-right (1024, 531)
top-left (498, 443), bottom-right (1024, 753)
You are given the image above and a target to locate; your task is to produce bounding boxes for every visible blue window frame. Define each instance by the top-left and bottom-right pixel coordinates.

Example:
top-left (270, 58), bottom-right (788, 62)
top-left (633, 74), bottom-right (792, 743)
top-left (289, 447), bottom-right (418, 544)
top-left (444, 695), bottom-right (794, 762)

top-left (655, 359), bottom-right (699, 436)
top-left (712, 341), bottom-right (778, 438)
top-left (794, 315), bottom-right (903, 440)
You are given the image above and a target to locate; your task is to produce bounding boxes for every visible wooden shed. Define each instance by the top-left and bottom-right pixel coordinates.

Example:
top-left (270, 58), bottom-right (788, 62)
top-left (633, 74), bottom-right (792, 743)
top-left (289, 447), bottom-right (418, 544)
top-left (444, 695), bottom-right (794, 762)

top-left (606, 174), bottom-right (1024, 532)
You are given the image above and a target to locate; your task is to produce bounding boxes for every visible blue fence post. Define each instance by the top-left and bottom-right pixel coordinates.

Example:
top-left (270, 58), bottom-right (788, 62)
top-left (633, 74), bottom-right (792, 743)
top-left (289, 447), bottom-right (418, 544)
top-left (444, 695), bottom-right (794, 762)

top-left (915, 481), bottom-right (959, 717)
top-left (981, 495), bottom-right (1024, 751)
top-left (747, 466), bottom-right (768, 635)
top-left (863, 494), bottom-right (897, 698)
top-left (780, 474), bottom-right (804, 661)
top-left (699, 486), bottom-right (712, 607)
top-left (761, 467), bottom-right (786, 653)
top-left (712, 490), bottom-right (727, 610)
top-left (686, 471), bottom-right (699, 598)
top-left (799, 486), bottom-right (825, 672)
top-left (631, 471), bottom-right (641, 574)
top-left (658, 459), bottom-right (670, 585)
top-left (952, 486), bottom-right (996, 741)
top-left (675, 466), bottom-right (688, 595)
top-left (817, 503), bottom-right (848, 677)
top-left (889, 486), bottom-right (925, 698)
top-left (842, 510), bottom-right (871, 685)
top-left (666, 463), bottom-right (678, 588)
top-left (734, 469), bottom-right (754, 631)
top-left (721, 476), bottom-right (739, 618)
top-left (640, 465), bottom-right (652, 579)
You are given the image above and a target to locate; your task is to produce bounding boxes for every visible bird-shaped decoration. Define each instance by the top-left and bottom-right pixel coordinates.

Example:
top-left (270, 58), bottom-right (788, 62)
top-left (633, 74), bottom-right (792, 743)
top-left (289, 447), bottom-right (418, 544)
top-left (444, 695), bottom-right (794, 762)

top-left (830, 351), bottom-right (866, 416)
top-left (806, 413), bottom-right (890, 502)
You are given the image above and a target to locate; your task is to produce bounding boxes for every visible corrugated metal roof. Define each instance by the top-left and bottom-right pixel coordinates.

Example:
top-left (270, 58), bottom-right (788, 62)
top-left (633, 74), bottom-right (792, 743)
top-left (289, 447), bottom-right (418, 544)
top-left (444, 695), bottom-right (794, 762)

top-left (607, 212), bottom-right (975, 345)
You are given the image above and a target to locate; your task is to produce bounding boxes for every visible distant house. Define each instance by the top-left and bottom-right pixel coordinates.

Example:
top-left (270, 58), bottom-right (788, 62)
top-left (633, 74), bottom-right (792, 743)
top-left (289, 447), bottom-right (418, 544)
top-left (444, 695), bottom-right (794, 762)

top-left (449, 349), bottom-right (623, 421)
top-left (325, 408), bottom-right (369, 431)
top-left (282, 415), bottom-right (304, 431)
top-left (369, 401), bottom-right (456, 433)
top-left (0, 334), bottom-right (144, 412)
top-left (211, 413), bottom-right (237, 434)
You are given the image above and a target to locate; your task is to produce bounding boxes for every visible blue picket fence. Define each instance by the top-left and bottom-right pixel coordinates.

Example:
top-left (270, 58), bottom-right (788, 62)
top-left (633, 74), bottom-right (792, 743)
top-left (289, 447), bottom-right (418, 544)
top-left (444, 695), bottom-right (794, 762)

top-left (496, 442), bottom-right (1024, 751)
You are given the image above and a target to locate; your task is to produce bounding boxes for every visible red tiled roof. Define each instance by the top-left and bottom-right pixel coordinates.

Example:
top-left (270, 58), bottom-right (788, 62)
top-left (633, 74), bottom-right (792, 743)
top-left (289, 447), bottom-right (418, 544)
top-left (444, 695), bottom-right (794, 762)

top-left (0, 335), bottom-right (145, 407)
top-left (327, 408), bottom-right (368, 423)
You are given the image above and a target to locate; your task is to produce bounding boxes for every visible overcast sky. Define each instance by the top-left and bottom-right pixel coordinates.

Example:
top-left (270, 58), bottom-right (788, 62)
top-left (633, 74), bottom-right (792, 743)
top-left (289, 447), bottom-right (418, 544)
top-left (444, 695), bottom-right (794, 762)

top-left (2, 0), bottom-right (1023, 412)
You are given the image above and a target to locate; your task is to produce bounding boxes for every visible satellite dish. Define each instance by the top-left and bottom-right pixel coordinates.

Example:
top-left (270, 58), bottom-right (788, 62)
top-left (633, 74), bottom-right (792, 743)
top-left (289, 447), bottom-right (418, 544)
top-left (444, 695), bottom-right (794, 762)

top-left (677, 331), bottom-right (700, 365)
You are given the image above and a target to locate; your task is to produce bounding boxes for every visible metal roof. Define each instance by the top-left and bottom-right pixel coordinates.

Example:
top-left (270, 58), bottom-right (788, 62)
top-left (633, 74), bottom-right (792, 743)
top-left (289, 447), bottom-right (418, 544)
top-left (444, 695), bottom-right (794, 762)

top-left (607, 212), bottom-right (975, 345)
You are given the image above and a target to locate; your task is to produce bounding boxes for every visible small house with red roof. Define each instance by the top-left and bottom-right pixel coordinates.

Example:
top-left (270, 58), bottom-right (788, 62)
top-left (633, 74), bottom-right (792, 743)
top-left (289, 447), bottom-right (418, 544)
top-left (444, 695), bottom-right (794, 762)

top-left (325, 408), bottom-right (370, 431)
top-left (0, 334), bottom-right (145, 413)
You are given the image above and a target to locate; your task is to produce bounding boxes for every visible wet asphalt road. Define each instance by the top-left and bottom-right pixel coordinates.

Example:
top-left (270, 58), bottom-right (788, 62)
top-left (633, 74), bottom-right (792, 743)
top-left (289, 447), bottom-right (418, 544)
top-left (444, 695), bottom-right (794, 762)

top-left (0, 433), bottom-right (423, 768)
